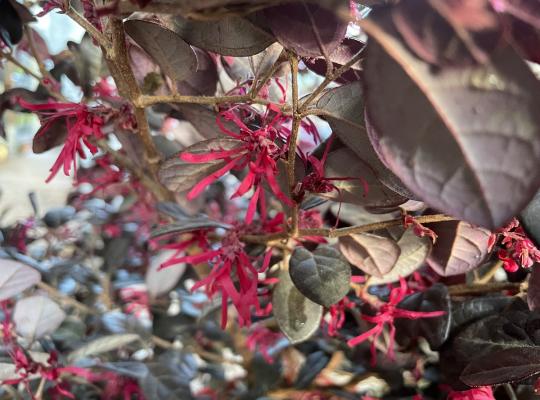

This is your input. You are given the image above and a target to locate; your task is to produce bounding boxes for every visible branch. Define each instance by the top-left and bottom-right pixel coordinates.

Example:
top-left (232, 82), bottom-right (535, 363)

top-left (1, 51), bottom-right (42, 81)
top-left (66, 6), bottom-right (110, 51)
top-left (448, 282), bottom-right (523, 296)
top-left (286, 52), bottom-right (301, 236)
top-left (249, 48), bottom-right (286, 98)
top-left (299, 49), bottom-right (364, 111)
top-left (105, 18), bottom-right (164, 176)
top-left (137, 93), bottom-right (290, 112)
top-left (299, 214), bottom-right (456, 238)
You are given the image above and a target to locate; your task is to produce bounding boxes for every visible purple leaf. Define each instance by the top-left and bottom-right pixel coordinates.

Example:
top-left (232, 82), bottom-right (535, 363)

top-left (124, 18), bottom-right (197, 82)
top-left (395, 284), bottom-right (451, 349)
top-left (177, 48), bottom-right (218, 96)
top-left (368, 229), bottom-right (431, 285)
top-left (339, 233), bottom-right (401, 278)
top-left (323, 146), bottom-right (407, 209)
top-left (304, 37), bottom-right (364, 83)
top-left (363, 7), bottom-right (540, 229)
top-left (221, 42), bottom-right (284, 83)
top-left (426, 220), bottom-right (491, 277)
top-left (461, 347), bottom-right (540, 386)
top-left (289, 245), bottom-right (351, 307)
top-left (272, 268), bottom-right (323, 344)
top-left (317, 82), bottom-right (415, 199)
top-left (528, 264), bottom-right (540, 311)
top-left (264, 1), bottom-right (348, 58)
top-left (172, 16), bottom-right (275, 56)
top-left (158, 138), bottom-right (242, 193)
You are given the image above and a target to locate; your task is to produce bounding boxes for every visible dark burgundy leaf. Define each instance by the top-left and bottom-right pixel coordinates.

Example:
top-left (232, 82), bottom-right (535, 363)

top-left (363, 7), bottom-right (540, 229)
top-left (305, 38), bottom-right (364, 83)
top-left (368, 229), bottom-right (431, 285)
top-left (273, 268), bottom-right (323, 343)
top-left (503, 15), bottom-right (540, 63)
top-left (32, 118), bottom-right (68, 154)
top-left (128, 41), bottom-right (165, 95)
top-left (177, 48), bottom-right (218, 96)
top-left (395, 284), bottom-right (451, 349)
top-left (338, 233), bottom-right (400, 278)
top-left (323, 146), bottom-right (407, 209)
top-left (0, 0), bottom-right (33, 46)
top-left (153, 135), bottom-right (183, 158)
top-left (67, 34), bottom-right (104, 97)
top-left (124, 18), bottom-right (197, 82)
top-left (520, 190), bottom-right (540, 247)
top-left (172, 16), bottom-right (275, 57)
top-left (221, 42), bottom-right (283, 83)
top-left (158, 138), bottom-right (242, 193)
top-left (317, 83), bottom-right (414, 200)
top-left (391, 0), bottom-right (501, 67)
top-left (450, 296), bottom-right (514, 335)
top-left (294, 351), bottom-right (329, 389)
top-left (461, 347), bottom-right (540, 386)
top-left (289, 245), bottom-right (351, 307)
top-left (264, 1), bottom-right (348, 58)
top-left (426, 220), bottom-right (491, 276)
top-left (528, 264), bottom-right (540, 311)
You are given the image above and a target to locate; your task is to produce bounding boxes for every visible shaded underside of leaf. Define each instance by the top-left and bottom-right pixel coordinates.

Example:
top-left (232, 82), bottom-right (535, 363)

top-left (362, 7), bottom-right (540, 229)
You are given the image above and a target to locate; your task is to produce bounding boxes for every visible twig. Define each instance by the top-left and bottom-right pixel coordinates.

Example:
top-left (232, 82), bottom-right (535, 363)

top-left (249, 48), bottom-right (286, 98)
top-left (34, 377), bottom-right (46, 400)
top-left (286, 52), bottom-right (301, 236)
top-left (302, 1), bottom-right (333, 76)
top-left (476, 260), bottom-right (503, 284)
top-left (66, 6), bottom-right (110, 51)
top-left (137, 93), bottom-right (290, 111)
top-left (299, 49), bottom-right (364, 111)
top-left (37, 281), bottom-right (96, 315)
top-left (448, 282), bottom-right (522, 296)
top-left (504, 383), bottom-right (518, 400)
top-left (299, 214), bottom-right (455, 238)
top-left (104, 18), bottom-right (165, 179)
top-left (1, 51), bottom-right (42, 81)
top-left (23, 26), bottom-right (66, 101)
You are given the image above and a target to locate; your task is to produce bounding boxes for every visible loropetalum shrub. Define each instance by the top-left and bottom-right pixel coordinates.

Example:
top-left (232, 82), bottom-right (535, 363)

top-left (3, 0), bottom-right (540, 398)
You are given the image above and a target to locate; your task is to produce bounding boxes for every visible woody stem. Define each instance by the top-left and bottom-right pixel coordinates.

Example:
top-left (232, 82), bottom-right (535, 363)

top-left (286, 52), bottom-right (301, 236)
top-left (102, 18), bottom-right (173, 201)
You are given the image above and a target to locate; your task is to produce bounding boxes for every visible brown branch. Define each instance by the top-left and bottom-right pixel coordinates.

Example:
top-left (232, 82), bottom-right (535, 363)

top-left (66, 6), bottom-right (110, 52)
top-left (302, 1), bottom-right (333, 76)
top-left (104, 18), bottom-right (166, 180)
top-left (299, 214), bottom-right (456, 238)
top-left (448, 282), bottom-right (523, 296)
top-left (299, 49), bottom-right (365, 111)
top-left (137, 93), bottom-right (290, 112)
top-left (37, 281), bottom-right (96, 315)
top-left (1, 51), bottom-right (42, 81)
top-left (249, 48), bottom-right (286, 98)
top-left (22, 26), bottom-right (66, 101)
top-left (286, 52), bottom-right (301, 236)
